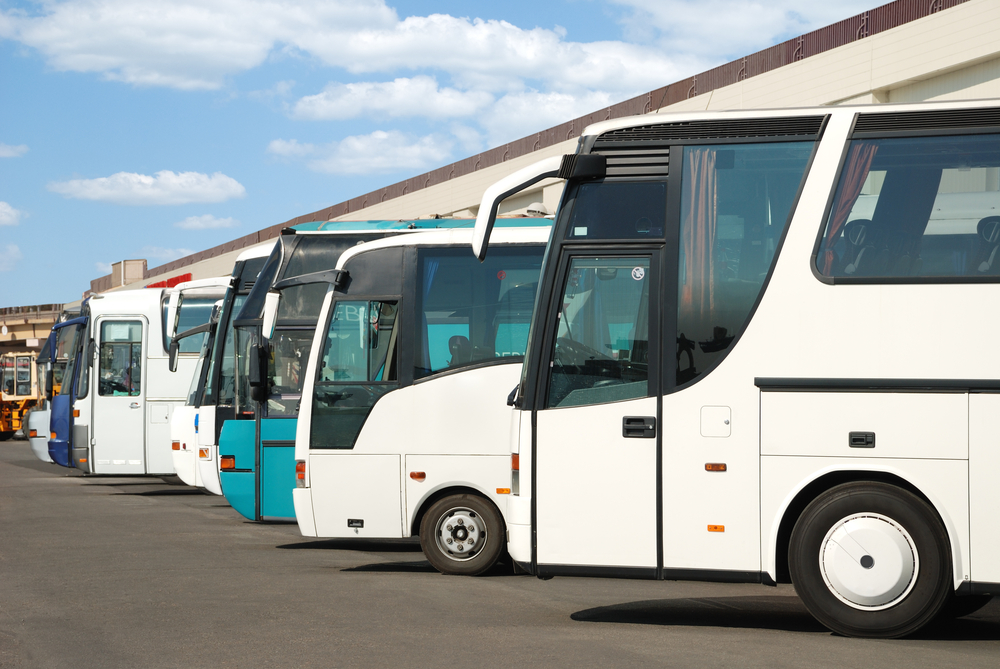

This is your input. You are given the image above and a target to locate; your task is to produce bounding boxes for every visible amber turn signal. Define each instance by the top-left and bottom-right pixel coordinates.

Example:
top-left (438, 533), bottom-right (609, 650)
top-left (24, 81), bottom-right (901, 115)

top-left (220, 456), bottom-right (236, 471)
top-left (29, 429), bottom-right (37, 438)
top-left (171, 441), bottom-right (181, 451)
top-left (198, 448), bottom-right (210, 459)
top-left (410, 471), bottom-right (426, 482)
top-left (511, 453), bottom-right (519, 471)
top-left (705, 463), bottom-right (727, 472)
top-left (50, 432), bottom-right (56, 440)
top-left (73, 409), bottom-right (80, 418)
top-left (708, 525), bottom-right (725, 532)
top-left (496, 488), bottom-right (511, 494)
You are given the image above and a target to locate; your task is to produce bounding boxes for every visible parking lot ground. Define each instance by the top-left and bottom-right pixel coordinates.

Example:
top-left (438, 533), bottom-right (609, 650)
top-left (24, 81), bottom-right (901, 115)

top-left (2, 438), bottom-right (999, 668)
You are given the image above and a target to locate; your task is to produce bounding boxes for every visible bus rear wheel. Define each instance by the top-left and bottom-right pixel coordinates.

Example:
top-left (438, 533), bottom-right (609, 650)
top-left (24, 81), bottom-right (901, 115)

top-left (788, 482), bottom-right (952, 638)
top-left (419, 494), bottom-right (504, 576)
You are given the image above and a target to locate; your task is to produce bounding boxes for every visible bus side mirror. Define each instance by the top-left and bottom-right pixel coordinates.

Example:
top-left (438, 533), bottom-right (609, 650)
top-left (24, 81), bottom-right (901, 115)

top-left (45, 369), bottom-right (54, 400)
top-left (168, 340), bottom-right (180, 373)
top-left (261, 292), bottom-right (279, 341)
top-left (248, 335), bottom-right (270, 404)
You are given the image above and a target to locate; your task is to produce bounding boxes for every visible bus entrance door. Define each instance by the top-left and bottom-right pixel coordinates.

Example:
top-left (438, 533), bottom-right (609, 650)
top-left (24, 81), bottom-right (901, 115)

top-left (92, 317), bottom-right (147, 474)
top-left (533, 254), bottom-right (661, 574)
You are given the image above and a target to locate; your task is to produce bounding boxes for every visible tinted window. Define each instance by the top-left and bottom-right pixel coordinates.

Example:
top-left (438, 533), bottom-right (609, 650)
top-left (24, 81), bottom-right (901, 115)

top-left (565, 181), bottom-right (666, 240)
top-left (172, 297), bottom-right (217, 353)
top-left (677, 141), bottom-right (814, 384)
top-left (266, 328), bottom-right (314, 417)
top-left (414, 247), bottom-right (544, 379)
top-left (817, 134), bottom-right (1000, 279)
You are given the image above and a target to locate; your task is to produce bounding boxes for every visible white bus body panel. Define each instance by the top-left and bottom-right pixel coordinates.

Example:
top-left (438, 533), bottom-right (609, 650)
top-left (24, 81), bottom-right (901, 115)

top-left (969, 393), bottom-right (1000, 584)
top-left (27, 407), bottom-right (52, 462)
top-left (196, 406), bottom-right (223, 495)
top-left (170, 404), bottom-right (199, 487)
top-left (309, 454), bottom-right (402, 538)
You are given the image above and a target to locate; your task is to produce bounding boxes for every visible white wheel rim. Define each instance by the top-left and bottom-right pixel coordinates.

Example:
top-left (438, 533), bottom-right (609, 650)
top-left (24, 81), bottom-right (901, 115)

top-left (819, 512), bottom-right (919, 611)
top-left (433, 507), bottom-right (487, 563)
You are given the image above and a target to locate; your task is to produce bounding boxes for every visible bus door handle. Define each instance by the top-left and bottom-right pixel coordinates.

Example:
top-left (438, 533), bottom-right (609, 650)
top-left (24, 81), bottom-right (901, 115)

top-left (129, 402), bottom-right (141, 409)
top-left (623, 416), bottom-right (656, 438)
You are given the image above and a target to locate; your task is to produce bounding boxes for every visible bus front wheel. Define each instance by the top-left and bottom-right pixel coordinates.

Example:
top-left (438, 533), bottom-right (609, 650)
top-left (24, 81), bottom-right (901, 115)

top-left (419, 494), bottom-right (504, 576)
top-left (788, 482), bottom-right (952, 638)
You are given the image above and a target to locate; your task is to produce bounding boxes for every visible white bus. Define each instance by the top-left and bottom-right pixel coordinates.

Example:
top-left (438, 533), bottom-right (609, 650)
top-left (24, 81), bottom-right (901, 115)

top-left (290, 226), bottom-right (550, 574)
top-left (471, 99), bottom-right (1000, 637)
top-left (67, 283), bottom-right (224, 475)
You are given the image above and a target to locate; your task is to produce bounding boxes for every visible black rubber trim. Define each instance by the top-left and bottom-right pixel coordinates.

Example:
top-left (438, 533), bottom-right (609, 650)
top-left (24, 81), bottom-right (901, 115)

top-left (261, 440), bottom-right (295, 448)
top-left (222, 468), bottom-right (253, 473)
top-left (755, 377), bottom-right (1000, 392)
top-left (852, 107), bottom-right (1000, 138)
top-left (536, 564), bottom-right (657, 580)
top-left (968, 582), bottom-right (1000, 597)
top-left (661, 568), bottom-right (768, 584)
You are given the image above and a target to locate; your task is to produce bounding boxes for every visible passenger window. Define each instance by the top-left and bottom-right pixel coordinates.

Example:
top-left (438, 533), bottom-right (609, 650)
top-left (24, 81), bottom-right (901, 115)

top-left (414, 248), bottom-right (543, 379)
top-left (98, 321), bottom-right (142, 397)
top-left (547, 257), bottom-right (651, 408)
top-left (172, 297), bottom-right (216, 353)
top-left (818, 134), bottom-right (1000, 279)
top-left (677, 142), bottom-right (814, 384)
top-left (310, 301), bottom-right (399, 449)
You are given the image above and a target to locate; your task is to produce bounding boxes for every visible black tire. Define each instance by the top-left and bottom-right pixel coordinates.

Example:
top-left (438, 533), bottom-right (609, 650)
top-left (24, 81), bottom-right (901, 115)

top-left (788, 482), bottom-right (952, 638)
top-left (0, 431), bottom-right (14, 441)
top-left (419, 494), bottom-right (504, 576)
top-left (939, 594), bottom-right (993, 619)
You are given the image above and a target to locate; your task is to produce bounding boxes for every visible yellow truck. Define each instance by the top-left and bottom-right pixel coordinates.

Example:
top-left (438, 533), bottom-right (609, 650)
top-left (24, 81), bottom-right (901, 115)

top-left (1, 351), bottom-right (39, 440)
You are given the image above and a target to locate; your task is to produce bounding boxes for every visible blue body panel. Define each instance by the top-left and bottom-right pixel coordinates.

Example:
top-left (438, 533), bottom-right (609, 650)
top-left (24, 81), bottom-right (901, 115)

top-left (48, 394), bottom-right (72, 467)
top-left (259, 418), bottom-right (297, 519)
top-left (218, 420), bottom-right (257, 520)
top-left (47, 316), bottom-right (89, 468)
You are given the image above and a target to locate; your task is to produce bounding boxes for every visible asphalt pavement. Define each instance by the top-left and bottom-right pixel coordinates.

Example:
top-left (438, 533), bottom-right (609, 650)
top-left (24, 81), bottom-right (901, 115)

top-left (2, 438), bottom-right (999, 668)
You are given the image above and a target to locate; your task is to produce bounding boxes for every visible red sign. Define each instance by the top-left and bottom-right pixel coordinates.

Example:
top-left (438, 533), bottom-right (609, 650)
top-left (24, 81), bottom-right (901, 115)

top-left (497, 270), bottom-right (506, 280)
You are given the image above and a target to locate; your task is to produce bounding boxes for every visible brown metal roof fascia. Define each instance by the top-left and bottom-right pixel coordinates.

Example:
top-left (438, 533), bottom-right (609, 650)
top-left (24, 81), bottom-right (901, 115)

top-left (131, 0), bottom-right (970, 282)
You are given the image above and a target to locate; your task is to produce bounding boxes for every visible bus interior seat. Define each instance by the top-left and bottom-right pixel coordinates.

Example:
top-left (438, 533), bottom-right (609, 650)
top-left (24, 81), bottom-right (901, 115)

top-left (839, 219), bottom-right (882, 276)
top-left (448, 335), bottom-right (472, 367)
top-left (973, 216), bottom-right (1000, 273)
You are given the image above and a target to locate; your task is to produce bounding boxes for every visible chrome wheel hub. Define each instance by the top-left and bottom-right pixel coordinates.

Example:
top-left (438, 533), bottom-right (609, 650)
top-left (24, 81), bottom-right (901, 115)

top-left (434, 507), bottom-right (485, 562)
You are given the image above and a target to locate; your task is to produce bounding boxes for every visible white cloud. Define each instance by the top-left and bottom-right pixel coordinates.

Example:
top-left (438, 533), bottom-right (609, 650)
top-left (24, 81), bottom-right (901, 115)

top-left (293, 76), bottom-right (493, 121)
top-left (175, 214), bottom-right (239, 230)
top-left (140, 246), bottom-right (196, 262)
top-left (0, 244), bottom-right (23, 272)
top-left (481, 90), bottom-right (616, 147)
top-left (610, 1), bottom-right (877, 61)
top-left (95, 261), bottom-right (113, 274)
top-left (266, 139), bottom-right (316, 158)
top-left (272, 130), bottom-right (453, 176)
top-left (0, 202), bottom-right (23, 226)
top-left (0, 143), bottom-right (28, 158)
top-left (47, 170), bottom-right (246, 205)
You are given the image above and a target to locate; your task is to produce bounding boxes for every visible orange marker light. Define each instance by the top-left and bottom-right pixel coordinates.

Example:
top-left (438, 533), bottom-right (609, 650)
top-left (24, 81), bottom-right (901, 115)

top-left (50, 432), bottom-right (57, 440)
top-left (220, 456), bottom-right (236, 471)
top-left (29, 429), bottom-right (37, 438)
top-left (171, 441), bottom-right (181, 451)
top-left (705, 463), bottom-right (727, 472)
top-left (496, 488), bottom-right (511, 494)
top-left (511, 454), bottom-right (519, 471)
top-left (198, 448), bottom-right (210, 459)
top-left (79, 458), bottom-right (87, 463)
top-left (708, 525), bottom-right (725, 532)
top-left (410, 471), bottom-right (426, 482)
top-left (73, 409), bottom-right (80, 418)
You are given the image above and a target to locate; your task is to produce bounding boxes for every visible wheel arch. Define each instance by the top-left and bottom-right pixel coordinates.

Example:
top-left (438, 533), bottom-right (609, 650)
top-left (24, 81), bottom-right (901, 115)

top-left (409, 484), bottom-right (506, 538)
top-left (768, 466), bottom-right (966, 589)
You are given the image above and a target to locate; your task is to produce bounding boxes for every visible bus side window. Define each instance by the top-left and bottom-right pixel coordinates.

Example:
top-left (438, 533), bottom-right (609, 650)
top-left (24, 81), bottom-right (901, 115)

top-left (98, 321), bottom-right (142, 397)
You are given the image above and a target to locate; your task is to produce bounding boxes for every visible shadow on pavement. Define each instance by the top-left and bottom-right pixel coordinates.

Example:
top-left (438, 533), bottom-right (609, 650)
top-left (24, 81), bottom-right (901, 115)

top-left (572, 595), bottom-right (1000, 639)
top-left (342, 560), bottom-right (437, 573)
top-left (572, 596), bottom-right (827, 633)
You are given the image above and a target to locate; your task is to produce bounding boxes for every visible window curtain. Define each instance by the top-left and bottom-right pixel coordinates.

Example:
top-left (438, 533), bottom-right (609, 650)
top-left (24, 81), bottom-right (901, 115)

top-left (417, 259), bottom-right (440, 374)
top-left (679, 148), bottom-right (718, 326)
top-left (821, 140), bottom-right (879, 274)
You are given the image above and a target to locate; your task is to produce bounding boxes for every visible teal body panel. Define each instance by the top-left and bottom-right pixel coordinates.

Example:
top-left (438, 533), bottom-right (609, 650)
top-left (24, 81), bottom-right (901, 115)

top-left (218, 420), bottom-right (257, 520)
top-left (259, 418), bottom-right (297, 519)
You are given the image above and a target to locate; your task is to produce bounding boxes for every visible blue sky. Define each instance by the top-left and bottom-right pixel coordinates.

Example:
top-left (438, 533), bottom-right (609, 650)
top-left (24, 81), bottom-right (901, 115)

top-left (0, 0), bottom-right (874, 306)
